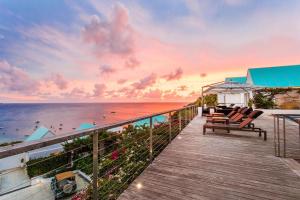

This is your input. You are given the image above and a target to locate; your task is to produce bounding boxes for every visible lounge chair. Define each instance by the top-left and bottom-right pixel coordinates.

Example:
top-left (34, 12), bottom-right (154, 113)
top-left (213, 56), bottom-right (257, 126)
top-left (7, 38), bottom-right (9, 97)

top-left (207, 108), bottom-right (256, 129)
top-left (203, 110), bottom-right (267, 140)
top-left (227, 107), bottom-right (253, 122)
top-left (207, 106), bottom-right (240, 118)
top-left (207, 107), bottom-right (248, 123)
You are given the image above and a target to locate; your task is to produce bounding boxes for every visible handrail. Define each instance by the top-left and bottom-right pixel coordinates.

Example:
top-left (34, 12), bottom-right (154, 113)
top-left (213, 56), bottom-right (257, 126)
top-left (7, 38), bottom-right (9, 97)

top-left (271, 114), bottom-right (300, 124)
top-left (273, 114), bottom-right (300, 158)
top-left (0, 105), bottom-right (195, 159)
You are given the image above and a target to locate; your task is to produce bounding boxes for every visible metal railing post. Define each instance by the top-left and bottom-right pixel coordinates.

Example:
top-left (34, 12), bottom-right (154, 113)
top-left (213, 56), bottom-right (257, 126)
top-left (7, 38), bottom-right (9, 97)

top-left (179, 111), bottom-right (182, 131)
top-left (169, 112), bottom-right (172, 142)
top-left (149, 117), bottom-right (153, 160)
top-left (283, 116), bottom-right (286, 158)
top-left (192, 106), bottom-right (195, 118)
top-left (193, 105), bottom-right (196, 118)
top-left (273, 115), bottom-right (277, 156)
top-left (185, 107), bottom-right (188, 125)
top-left (277, 116), bottom-right (280, 157)
top-left (92, 131), bottom-right (98, 200)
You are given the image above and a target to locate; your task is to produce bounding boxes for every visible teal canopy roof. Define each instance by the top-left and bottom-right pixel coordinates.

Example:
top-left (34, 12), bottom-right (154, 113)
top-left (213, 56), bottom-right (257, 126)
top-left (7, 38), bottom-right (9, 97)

top-left (225, 77), bottom-right (247, 84)
top-left (76, 123), bottom-right (96, 131)
top-left (25, 126), bottom-right (52, 142)
top-left (248, 65), bottom-right (300, 88)
top-left (134, 115), bottom-right (167, 127)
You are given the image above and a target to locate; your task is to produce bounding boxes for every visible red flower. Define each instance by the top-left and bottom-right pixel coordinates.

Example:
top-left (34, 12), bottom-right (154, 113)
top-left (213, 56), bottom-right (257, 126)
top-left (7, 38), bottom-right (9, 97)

top-left (71, 189), bottom-right (88, 200)
top-left (111, 150), bottom-right (119, 160)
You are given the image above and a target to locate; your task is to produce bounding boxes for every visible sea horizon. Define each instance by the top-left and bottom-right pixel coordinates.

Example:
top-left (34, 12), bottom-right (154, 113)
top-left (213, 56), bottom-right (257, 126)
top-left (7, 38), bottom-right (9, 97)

top-left (0, 102), bottom-right (187, 143)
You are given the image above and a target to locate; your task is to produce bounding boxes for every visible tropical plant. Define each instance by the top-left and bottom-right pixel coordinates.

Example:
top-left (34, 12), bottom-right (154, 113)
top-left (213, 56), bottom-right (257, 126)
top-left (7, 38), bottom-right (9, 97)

top-left (253, 93), bottom-right (276, 109)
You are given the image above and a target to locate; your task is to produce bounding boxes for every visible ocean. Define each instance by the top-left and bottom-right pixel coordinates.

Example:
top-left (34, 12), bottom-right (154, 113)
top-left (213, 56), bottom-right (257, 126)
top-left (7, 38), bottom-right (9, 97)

top-left (0, 102), bottom-right (186, 143)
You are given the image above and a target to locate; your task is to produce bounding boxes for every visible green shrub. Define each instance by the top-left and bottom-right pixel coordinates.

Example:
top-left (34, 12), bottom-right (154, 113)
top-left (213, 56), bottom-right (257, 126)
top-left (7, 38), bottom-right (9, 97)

top-left (0, 141), bottom-right (22, 147)
top-left (253, 93), bottom-right (276, 109)
top-left (26, 153), bottom-right (69, 178)
top-left (204, 94), bottom-right (217, 106)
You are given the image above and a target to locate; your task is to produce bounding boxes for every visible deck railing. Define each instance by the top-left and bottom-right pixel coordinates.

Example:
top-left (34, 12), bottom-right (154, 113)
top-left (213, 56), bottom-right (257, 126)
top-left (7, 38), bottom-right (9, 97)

top-left (0, 104), bottom-right (198, 199)
top-left (273, 114), bottom-right (300, 158)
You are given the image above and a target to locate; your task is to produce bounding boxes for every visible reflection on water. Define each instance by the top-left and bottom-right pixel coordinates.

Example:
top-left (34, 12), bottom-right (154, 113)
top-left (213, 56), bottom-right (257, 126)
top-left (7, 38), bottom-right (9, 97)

top-left (0, 103), bottom-right (186, 142)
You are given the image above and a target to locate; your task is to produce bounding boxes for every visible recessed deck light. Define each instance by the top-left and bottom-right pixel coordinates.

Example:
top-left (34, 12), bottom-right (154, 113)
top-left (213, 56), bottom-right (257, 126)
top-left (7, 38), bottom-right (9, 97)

top-left (136, 182), bottom-right (143, 189)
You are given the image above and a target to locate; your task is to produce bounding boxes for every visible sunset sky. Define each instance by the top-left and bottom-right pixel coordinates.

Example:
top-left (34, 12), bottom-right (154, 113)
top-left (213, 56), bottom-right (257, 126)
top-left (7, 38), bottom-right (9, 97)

top-left (0, 0), bottom-right (300, 102)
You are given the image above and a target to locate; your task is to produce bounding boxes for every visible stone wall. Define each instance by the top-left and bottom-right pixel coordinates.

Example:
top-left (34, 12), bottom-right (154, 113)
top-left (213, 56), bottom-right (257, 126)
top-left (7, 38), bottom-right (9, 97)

top-left (274, 90), bottom-right (300, 109)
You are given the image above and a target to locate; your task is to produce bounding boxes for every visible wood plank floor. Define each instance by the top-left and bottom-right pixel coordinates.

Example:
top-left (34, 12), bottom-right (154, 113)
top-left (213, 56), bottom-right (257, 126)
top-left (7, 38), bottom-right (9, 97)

top-left (118, 114), bottom-right (300, 200)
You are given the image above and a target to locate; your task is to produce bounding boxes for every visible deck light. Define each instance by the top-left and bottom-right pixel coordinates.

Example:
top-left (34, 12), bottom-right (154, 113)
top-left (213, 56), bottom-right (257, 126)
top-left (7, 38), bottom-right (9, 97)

top-left (136, 182), bottom-right (143, 189)
top-left (178, 136), bottom-right (182, 139)
top-left (32, 177), bottom-right (43, 185)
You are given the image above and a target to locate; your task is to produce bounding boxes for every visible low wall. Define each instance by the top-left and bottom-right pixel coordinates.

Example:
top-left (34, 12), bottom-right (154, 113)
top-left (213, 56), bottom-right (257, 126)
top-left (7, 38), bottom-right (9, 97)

top-left (0, 153), bottom-right (27, 171)
top-left (260, 109), bottom-right (300, 116)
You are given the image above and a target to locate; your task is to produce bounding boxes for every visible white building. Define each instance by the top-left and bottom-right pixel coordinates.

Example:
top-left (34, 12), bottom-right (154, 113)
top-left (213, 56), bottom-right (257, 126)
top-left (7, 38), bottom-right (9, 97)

top-left (0, 126), bottom-right (60, 171)
top-left (202, 65), bottom-right (300, 107)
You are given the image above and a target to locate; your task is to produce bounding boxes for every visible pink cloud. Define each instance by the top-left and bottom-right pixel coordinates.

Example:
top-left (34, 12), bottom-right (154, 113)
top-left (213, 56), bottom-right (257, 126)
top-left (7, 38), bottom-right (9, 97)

top-left (177, 85), bottom-right (188, 91)
top-left (163, 90), bottom-right (181, 100)
top-left (200, 73), bottom-right (207, 78)
top-left (163, 67), bottom-right (183, 81)
top-left (61, 87), bottom-right (88, 99)
top-left (93, 83), bottom-right (106, 97)
top-left (116, 87), bottom-right (139, 98)
top-left (99, 65), bottom-right (116, 75)
top-left (82, 4), bottom-right (135, 57)
top-left (131, 73), bottom-right (157, 90)
top-left (0, 60), bottom-right (40, 94)
top-left (117, 79), bottom-right (127, 84)
top-left (124, 56), bottom-right (140, 68)
top-left (143, 89), bottom-right (163, 100)
top-left (47, 73), bottom-right (68, 90)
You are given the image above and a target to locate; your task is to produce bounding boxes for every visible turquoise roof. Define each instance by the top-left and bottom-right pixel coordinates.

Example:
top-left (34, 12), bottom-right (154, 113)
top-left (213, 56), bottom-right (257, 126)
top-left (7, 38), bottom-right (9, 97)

top-left (225, 77), bottom-right (247, 84)
top-left (134, 115), bottom-right (167, 127)
top-left (25, 126), bottom-right (52, 142)
top-left (76, 123), bottom-right (96, 131)
top-left (248, 65), bottom-right (300, 88)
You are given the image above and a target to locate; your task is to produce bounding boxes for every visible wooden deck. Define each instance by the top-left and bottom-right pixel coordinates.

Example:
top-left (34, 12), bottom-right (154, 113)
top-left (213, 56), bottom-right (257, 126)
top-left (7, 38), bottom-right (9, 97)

top-left (118, 114), bottom-right (300, 200)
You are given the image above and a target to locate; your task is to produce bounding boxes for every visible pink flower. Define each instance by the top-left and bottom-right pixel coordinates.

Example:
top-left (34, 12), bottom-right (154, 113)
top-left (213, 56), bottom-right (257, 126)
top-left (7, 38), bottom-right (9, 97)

top-left (111, 150), bottom-right (119, 160)
top-left (71, 190), bottom-right (87, 200)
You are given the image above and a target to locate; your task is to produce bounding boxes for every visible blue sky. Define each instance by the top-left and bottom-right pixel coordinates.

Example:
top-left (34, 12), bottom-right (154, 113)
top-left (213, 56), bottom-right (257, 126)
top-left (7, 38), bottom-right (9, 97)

top-left (0, 0), bottom-right (300, 102)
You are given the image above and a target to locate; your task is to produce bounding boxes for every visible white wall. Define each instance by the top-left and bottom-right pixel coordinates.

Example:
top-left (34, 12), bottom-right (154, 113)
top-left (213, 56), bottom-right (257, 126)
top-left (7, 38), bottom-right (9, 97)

top-left (217, 93), bottom-right (247, 106)
top-left (0, 153), bottom-right (28, 171)
top-left (260, 109), bottom-right (300, 115)
top-left (28, 144), bottom-right (63, 160)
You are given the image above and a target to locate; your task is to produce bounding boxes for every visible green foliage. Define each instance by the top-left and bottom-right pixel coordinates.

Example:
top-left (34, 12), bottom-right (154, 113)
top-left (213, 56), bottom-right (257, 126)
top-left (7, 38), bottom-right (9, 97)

top-left (253, 92), bottom-right (276, 109)
top-left (253, 88), bottom-right (300, 109)
top-left (63, 136), bottom-right (92, 153)
top-left (26, 113), bottom-right (185, 199)
top-left (95, 124), bottom-right (150, 199)
top-left (26, 153), bottom-right (69, 178)
top-left (193, 97), bottom-right (202, 107)
top-left (248, 98), bottom-right (254, 108)
top-left (193, 94), bottom-right (217, 107)
top-left (0, 141), bottom-right (22, 147)
top-left (204, 94), bottom-right (217, 106)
